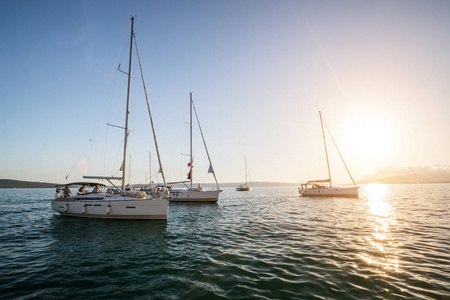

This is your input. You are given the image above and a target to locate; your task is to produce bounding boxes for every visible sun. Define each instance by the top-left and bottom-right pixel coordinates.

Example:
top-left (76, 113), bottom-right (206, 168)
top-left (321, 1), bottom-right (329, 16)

top-left (345, 114), bottom-right (391, 160)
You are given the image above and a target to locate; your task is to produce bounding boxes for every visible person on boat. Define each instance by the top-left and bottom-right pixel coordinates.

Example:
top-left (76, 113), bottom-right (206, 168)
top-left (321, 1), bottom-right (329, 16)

top-left (92, 184), bottom-right (101, 193)
top-left (78, 186), bottom-right (85, 195)
top-left (64, 186), bottom-right (71, 197)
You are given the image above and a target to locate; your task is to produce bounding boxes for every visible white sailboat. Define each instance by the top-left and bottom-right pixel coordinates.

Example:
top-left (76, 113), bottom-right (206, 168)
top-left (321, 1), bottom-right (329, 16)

top-left (298, 111), bottom-right (359, 198)
top-left (168, 93), bottom-right (222, 202)
top-left (236, 156), bottom-right (252, 191)
top-left (52, 17), bottom-right (170, 219)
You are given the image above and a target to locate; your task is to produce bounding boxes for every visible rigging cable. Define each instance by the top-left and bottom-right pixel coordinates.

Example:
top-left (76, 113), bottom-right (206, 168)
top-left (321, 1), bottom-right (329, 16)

top-left (192, 100), bottom-right (221, 190)
top-left (323, 120), bottom-right (357, 187)
top-left (134, 36), bottom-right (167, 189)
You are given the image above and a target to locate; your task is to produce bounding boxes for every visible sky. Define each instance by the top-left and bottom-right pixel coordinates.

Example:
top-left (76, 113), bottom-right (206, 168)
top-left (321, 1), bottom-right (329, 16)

top-left (1, 0), bottom-right (450, 185)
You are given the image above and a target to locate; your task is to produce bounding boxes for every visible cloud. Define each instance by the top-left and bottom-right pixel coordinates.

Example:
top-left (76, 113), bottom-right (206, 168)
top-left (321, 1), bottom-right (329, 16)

top-left (360, 165), bottom-right (450, 184)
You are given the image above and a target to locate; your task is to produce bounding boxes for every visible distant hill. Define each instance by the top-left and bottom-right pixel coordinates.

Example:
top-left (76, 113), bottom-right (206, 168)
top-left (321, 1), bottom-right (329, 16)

top-left (358, 177), bottom-right (450, 184)
top-left (358, 166), bottom-right (450, 184)
top-left (0, 179), bottom-right (58, 189)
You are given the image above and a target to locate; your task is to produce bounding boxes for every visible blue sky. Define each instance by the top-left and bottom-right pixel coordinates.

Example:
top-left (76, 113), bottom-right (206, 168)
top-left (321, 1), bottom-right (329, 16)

top-left (1, 0), bottom-right (450, 185)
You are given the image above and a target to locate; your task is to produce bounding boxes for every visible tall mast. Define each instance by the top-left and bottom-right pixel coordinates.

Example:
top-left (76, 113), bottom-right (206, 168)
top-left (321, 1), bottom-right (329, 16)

top-left (189, 92), bottom-right (193, 188)
top-left (319, 111), bottom-right (332, 187)
top-left (122, 17), bottom-right (134, 190)
top-left (245, 156), bottom-right (248, 186)
top-left (149, 151), bottom-right (151, 186)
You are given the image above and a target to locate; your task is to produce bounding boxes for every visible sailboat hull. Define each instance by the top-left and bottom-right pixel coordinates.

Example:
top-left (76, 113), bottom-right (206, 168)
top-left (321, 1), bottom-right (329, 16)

top-left (51, 197), bottom-right (169, 220)
top-left (236, 186), bottom-right (252, 191)
top-left (299, 187), bottom-right (358, 198)
top-left (169, 190), bottom-right (220, 202)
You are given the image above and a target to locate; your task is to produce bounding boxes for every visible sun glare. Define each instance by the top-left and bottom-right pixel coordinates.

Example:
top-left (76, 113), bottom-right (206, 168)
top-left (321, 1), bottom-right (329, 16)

top-left (346, 114), bottom-right (391, 160)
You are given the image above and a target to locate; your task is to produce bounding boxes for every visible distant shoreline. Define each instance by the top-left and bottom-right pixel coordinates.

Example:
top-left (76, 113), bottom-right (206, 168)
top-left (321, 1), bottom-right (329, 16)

top-left (1, 179), bottom-right (449, 189)
top-left (0, 179), bottom-right (58, 189)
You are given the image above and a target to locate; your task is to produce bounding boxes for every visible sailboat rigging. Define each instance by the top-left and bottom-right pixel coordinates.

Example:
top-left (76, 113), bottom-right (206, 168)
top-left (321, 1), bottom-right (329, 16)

top-left (166, 92), bottom-right (222, 202)
top-left (52, 17), bottom-right (170, 219)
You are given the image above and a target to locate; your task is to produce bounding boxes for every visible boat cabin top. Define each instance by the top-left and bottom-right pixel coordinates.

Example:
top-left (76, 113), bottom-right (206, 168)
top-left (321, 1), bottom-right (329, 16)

top-left (300, 179), bottom-right (331, 190)
top-left (55, 182), bottom-right (120, 198)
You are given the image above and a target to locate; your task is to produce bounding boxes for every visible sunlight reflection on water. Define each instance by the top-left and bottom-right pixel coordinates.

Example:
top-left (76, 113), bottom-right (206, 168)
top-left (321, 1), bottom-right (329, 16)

top-left (359, 184), bottom-right (400, 276)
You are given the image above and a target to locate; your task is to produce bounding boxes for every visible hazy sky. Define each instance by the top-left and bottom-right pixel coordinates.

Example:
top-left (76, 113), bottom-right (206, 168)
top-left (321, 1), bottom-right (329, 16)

top-left (1, 0), bottom-right (449, 185)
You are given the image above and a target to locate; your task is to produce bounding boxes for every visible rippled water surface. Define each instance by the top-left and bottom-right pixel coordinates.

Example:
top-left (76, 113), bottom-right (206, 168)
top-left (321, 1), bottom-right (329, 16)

top-left (1, 185), bottom-right (449, 299)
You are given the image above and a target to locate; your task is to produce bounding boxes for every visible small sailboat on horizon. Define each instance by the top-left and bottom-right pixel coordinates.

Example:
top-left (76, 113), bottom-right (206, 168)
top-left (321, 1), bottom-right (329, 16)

top-left (236, 156), bottom-right (252, 191)
top-left (298, 111), bottom-right (359, 198)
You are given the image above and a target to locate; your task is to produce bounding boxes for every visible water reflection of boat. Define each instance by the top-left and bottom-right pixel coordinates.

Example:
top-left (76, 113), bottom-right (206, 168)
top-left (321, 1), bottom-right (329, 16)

top-left (49, 216), bottom-right (168, 254)
top-left (51, 17), bottom-right (169, 219)
top-left (299, 111), bottom-right (358, 198)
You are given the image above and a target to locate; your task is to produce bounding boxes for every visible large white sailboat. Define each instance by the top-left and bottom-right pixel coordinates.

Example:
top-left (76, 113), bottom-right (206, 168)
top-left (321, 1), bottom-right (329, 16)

top-left (52, 17), bottom-right (170, 219)
top-left (236, 156), bottom-right (252, 191)
top-left (298, 111), bottom-right (359, 198)
top-left (168, 93), bottom-right (222, 202)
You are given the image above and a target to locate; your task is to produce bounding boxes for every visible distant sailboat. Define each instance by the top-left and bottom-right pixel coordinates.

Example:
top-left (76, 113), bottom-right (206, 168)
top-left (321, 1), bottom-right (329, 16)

top-left (52, 17), bottom-right (170, 219)
top-left (298, 111), bottom-right (359, 198)
top-left (167, 93), bottom-right (222, 202)
top-left (236, 156), bottom-right (252, 191)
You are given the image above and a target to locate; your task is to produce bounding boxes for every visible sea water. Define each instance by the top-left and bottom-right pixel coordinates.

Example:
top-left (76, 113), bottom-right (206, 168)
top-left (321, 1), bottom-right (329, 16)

top-left (0, 185), bottom-right (449, 299)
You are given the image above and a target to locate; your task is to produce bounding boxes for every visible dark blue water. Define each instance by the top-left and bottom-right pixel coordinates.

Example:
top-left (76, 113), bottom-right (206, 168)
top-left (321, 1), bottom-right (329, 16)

top-left (1, 185), bottom-right (449, 299)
